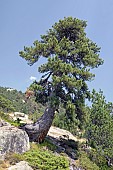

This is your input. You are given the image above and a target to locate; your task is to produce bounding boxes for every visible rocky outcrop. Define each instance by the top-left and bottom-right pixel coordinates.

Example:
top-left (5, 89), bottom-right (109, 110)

top-left (8, 112), bottom-right (33, 124)
top-left (8, 161), bottom-right (33, 170)
top-left (0, 126), bottom-right (30, 160)
top-left (48, 126), bottom-right (86, 143)
top-left (47, 126), bottom-right (86, 170)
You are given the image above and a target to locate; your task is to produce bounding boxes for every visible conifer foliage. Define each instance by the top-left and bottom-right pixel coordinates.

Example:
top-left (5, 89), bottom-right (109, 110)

top-left (86, 90), bottom-right (113, 159)
top-left (20, 17), bottom-right (103, 133)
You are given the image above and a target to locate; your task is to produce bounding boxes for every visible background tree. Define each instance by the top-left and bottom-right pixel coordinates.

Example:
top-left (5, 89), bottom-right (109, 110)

top-left (19, 17), bottom-right (103, 143)
top-left (85, 89), bottom-right (113, 160)
top-left (0, 86), bottom-right (43, 115)
top-left (0, 95), bottom-right (15, 112)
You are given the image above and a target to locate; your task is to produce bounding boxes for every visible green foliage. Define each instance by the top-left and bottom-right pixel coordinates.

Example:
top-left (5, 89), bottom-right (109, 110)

top-left (0, 86), bottom-right (45, 115)
top-left (52, 107), bottom-right (78, 134)
top-left (0, 111), bottom-right (21, 127)
top-left (78, 151), bottom-right (100, 170)
top-left (20, 17), bottom-right (103, 128)
top-left (23, 144), bottom-right (69, 170)
top-left (88, 149), bottom-right (108, 169)
top-left (29, 111), bottom-right (43, 123)
top-left (53, 104), bottom-right (89, 135)
top-left (39, 138), bottom-right (57, 151)
top-left (4, 142), bottom-right (69, 170)
top-left (0, 111), bottom-right (10, 122)
top-left (85, 90), bottom-right (113, 162)
top-left (86, 148), bottom-right (113, 170)
top-left (0, 95), bottom-right (15, 112)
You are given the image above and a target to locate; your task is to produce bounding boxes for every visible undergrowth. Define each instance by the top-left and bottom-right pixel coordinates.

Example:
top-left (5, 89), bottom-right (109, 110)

top-left (76, 151), bottom-right (100, 170)
top-left (4, 142), bottom-right (69, 170)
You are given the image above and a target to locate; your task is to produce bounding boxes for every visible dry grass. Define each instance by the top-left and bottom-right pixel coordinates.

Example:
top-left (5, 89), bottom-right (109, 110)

top-left (0, 160), bottom-right (10, 170)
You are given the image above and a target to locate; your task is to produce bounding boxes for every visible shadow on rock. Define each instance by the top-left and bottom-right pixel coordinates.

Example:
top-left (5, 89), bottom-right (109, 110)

top-left (46, 135), bottom-right (79, 160)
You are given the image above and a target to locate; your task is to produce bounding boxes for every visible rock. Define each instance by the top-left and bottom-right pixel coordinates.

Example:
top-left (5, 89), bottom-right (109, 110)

top-left (47, 127), bottom-right (85, 170)
top-left (0, 126), bottom-right (30, 160)
top-left (8, 161), bottom-right (33, 170)
top-left (0, 119), bottom-right (11, 127)
top-left (48, 126), bottom-right (86, 143)
top-left (14, 112), bottom-right (25, 117)
top-left (9, 112), bottom-right (33, 124)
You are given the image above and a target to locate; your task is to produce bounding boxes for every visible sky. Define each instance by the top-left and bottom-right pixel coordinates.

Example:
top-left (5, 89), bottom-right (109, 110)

top-left (0, 0), bottom-right (113, 102)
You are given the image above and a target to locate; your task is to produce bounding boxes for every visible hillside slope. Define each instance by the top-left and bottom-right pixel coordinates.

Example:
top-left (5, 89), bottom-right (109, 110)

top-left (0, 86), bottom-right (45, 116)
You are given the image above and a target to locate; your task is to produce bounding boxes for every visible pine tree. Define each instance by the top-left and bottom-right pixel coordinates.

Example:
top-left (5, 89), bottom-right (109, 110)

top-left (86, 90), bottom-right (113, 159)
top-left (19, 17), bottom-right (103, 143)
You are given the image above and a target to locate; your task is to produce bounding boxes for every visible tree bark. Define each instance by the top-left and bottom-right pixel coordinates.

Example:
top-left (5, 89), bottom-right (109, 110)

top-left (22, 107), bottom-right (56, 143)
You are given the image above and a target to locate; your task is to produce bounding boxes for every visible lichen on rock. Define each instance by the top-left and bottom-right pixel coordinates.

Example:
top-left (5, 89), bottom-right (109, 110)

top-left (0, 126), bottom-right (30, 160)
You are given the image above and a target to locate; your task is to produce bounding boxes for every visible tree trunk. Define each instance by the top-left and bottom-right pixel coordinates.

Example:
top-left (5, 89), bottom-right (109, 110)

top-left (22, 107), bottom-right (56, 143)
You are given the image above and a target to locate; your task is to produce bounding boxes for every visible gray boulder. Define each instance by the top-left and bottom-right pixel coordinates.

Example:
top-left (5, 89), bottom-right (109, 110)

top-left (8, 161), bottom-right (33, 170)
top-left (0, 126), bottom-right (30, 160)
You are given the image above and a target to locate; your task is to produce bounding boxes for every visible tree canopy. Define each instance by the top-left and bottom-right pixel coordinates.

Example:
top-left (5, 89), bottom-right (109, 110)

top-left (19, 17), bottom-right (103, 127)
top-left (86, 90), bottom-right (113, 159)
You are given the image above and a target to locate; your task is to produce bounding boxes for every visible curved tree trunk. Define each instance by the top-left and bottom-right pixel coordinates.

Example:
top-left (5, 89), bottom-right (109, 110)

top-left (22, 107), bottom-right (56, 143)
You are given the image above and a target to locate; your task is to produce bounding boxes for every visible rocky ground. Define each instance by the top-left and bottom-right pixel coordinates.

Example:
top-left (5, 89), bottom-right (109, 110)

top-left (0, 119), bottom-right (84, 170)
top-left (47, 126), bottom-right (85, 170)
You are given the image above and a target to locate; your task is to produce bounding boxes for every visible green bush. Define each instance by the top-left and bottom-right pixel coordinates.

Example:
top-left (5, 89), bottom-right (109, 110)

top-left (52, 108), bottom-right (78, 135)
top-left (88, 149), bottom-right (113, 170)
top-left (23, 143), bottom-right (69, 170)
top-left (100, 165), bottom-right (113, 170)
top-left (5, 143), bottom-right (69, 170)
top-left (88, 149), bottom-right (106, 167)
top-left (78, 151), bottom-right (99, 170)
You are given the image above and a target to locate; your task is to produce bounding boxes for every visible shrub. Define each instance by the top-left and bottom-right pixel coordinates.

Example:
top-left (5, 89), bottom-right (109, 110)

top-left (23, 143), bottom-right (69, 170)
top-left (77, 151), bottom-right (99, 170)
top-left (88, 149), bottom-right (113, 170)
top-left (4, 143), bottom-right (69, 170)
